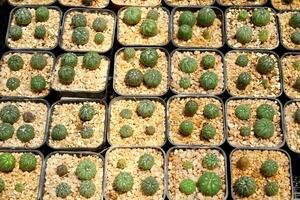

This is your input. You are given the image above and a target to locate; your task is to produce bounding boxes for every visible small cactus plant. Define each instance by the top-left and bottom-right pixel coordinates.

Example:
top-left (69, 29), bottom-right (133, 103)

top-left (197, 7), bottom-right (216, 27)
top-left (113, 172), bottom-right (134, 193)
top-left (138, 153), bottom-right (155, 170)
top-left (123, 7), bottom-right (142, 26)
top-left (124, 69), bottom-right (143, 87)
top-left (254, 118), bottom-right (275, 139)
top-left (76, 159), bottom-right (97, 180)
top-left (179, 11), bottom-right (196, 27)
top-left (179, 120), bottom-right (194, 136)
top-left (179, 57), bottom-right (198, 73)
top-left (260, 159), bottom-right (278, 177)
top-left (237, 156), bottom-right (250, 170)
top-left (236, 25), bottom-right (253, 44)
top-left (234, 176), bottom-right (256, 197)
top-left (236, 72), bottom-right (252, 90)
top-left (235, 104), bottom-right (251, 120)
top-left (179, 178), bottom-right (196, 195)
top-left (251, 8), bottom-right (271, 27)
top-left (256, 55), bottom-right (275, 75)
top-left (136, 100), bottom-right (155, 118)
top-left (202, 153), bottom-right (219, 170)
top-left (256, 104), bottom-right (275, 120)
top-left (184, 100), bottom-right (198, 117)
top-left (197, 171), bottom-right (222, 196)
top-left (264, 181), bottom-right (279, 196)
top-left (141, 176), bottom-right (159, 196)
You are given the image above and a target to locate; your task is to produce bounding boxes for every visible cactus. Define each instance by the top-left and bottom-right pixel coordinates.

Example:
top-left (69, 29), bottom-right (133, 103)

top-left (16, 124), bottom-right (35, 142)
top-left (79, 104), bottom-right (95, 122)
top-left (72, 27), bottom-right (89, 45)
top-left (240, 126), bottom-right (251, 137)
top-left (60, 53), bottom-right (78, 68)
top-left (140, 48), bottom-right (158, 68)
top-left (58, 66), bottom-right (75, 85)
top-left (123, 48), bottom-right (136, 60)
top-left (138, 153), bottom-right (155, 170)
top-left (234, 176), bottom-right (256, 197)
top-left (71, 14), bottom-right (87, 28)
top-left (179, 11), bottom-right (196, 27)
top-left (56, 164), bottom-right (68, 177)
top-left (30, 75), bottom-right (46, 93)
top-left (264, 181), bottom-right (279, 196)
top-left (235, 104), bottom-right (251, 120)
top-left (19, 153), bottom-right (36, 172)
top-left (136, 100), bottom-right (156, 118)
top-left (179, 57), bottom-right (198, 73)
top-left (184, 100), bottom-right (198, 117)
top-left (124, 69), bottom-right (143, 87)
top-left (140, 19), bottom-right (158, 37)
top-left (119, 125), bottom-right (133, 138)
top-left (201, 54), bottom-right (215, 69)
top-left (0, 123), bottom-right (14, 141)
top-left (56, 182), bottom-right (71, 198)
top-left (141, 176), bottom-right (159, 196)
top-left (237, 156), bottom-right (250, 170)
top-left (80, 126), bottom-right (94, 139)
top-left (254, 118), bottom-right (275, 139)
top-left (15, 183), bottom-right (25, 193)
top-left (289, 12), bottom-right (300, 29)
top-left (180, 120), bottom-right (194, 136)
top-left (179, 77), bottom-right (191, 89)
top-left (197, 171), bottom-right (222, 196)
top-left (117, 159), bottom-right (127, 169)
top-left (0, 178), bottom-right (4, 192)
top-left (291, 31), bottom-right (300, 44)
top-left (145, 126), bottom-right (156, 135)
top-left (79, 181), bottom-right (96, 198)
top-left (235, 54), bottom-right (249, 67)
top-left (36, 7), bottom-right (49, 22)
top-left (256, 104), bottom-right (275, 120)
top-left (251, 8), bottom-right (271, 27)
top-left (51, 124), bottom-right (67, 141)
top-left (238, 10), bottom-right (248, 21)
top-left (6, 77), bottom-right (20, 91)
top-left (82, 52), bottom-right (101, 70)
top-left (120, 109), bottom-right (133, 119)
top-left (201, 124), bottom-right (216, 140)
top-left (123, 7), bottom-right (141, 26)
top-left (236, 72), bottom-right (252, 90)
top-left (8, 55), bottom-right (24, 71)
top-left (202, 153), bottom-right (219, 170)
top-left (182, 161), bottom-right (193, 170)
top-left (294, 108), bottom-right (300, 123)
top-left (94, 33), bottom-right (104, 44)
top-left (76, 159), bottom-right (97, 180)
top-left (199, 71), bottom-right (218, 90)
top-left (258, 29), bottom-right (269, 43)
top-left (92, 17), bottom-right (107, 32)
top-left (178, 25), bottom-right (192, 41)
top-left (256, 55), bottom-right (275, 74)
top-left (179, 178), bottom-right (196, 195)
top-left (30, 54), bottom-right (47, 70)
top-left (203, 104), bottom-right (219, 119)
top-left (9, 25), bottom-right (22, 41)
top-left (0, 153), bottom-right (16, 172)
top-left (236, 25), bottom-right (253, 44)
top-left (143, 69), bottom-right (162, 88)
top-left (260, 159), bottom-right (278, 177)
top-left (197, 7), bottom-right (216, 27)
top-left (113, 172), bottom-right (134, 193)
top-left (15, 8), bottom-right (32, 26)
top-left (147, 10), bottom-right (159, 21)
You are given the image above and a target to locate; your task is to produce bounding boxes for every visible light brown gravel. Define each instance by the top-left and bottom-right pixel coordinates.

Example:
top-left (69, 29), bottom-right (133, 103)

top-left (231, 149), bottom-right (292, 200)
top-left (48, 101), bottom-right (105, 149)
top-left (112, 0), bottom-right (160, 6)
top-left (59, 0), bottom-right (108, 8)
top-left (114, 48), bottom-right (169, 96)
top-left (168, 97), bottom-right (224, 146)
top-left (118, 7), bottom-right (169, 46)
top-left (225, 51), bottom-right (281, 97)
top-left (0, 52), bottom-right (53, 98)
top-left (106, 147), bottom-right (165, 200)
top-left (168, 148), bottom-right (226, 200)
top-left (171, 50), bottom-right (224, 95)
top-left (7, 8), bottom-right (61, 49)
top-left (284, 102), bottom-right (300, 153)
top-left (226, 8), bottom-right (279, 49)
top-left (173, 10), bottom-right (223, 48)
top-left (272, 0), bottom-right (300, 10)
top-left (278, 11), bottom-right (300, 50)
top-left (43, 153), bottom-right (103, 200)
top-left (165, 0), bottom-right (213, 7)
top-left (109, 99), bottom-right (166, 146)
top-left (282, 54), bottom-right (300, 98)
top-left (51, 55), bottom-right (109, 93)
top-left (8, 0), bottom-right (55, 5)
top-left (226, 99), bottom-right (283, 148)
top-left (61, 10), bottom-right (115, 52)
top-left (0, 152), bottom-right (42, 200)
top-left (218, 0), bottom-right (266, 5)
top-left (0, 101), bottom-right (48, 148)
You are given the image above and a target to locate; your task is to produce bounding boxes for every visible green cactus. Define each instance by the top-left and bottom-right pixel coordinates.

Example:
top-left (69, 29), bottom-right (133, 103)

top-left (30, 54), bottom-right (47, 70)
top-left (117, 158), bottom-right (127, 169)
top-left (182, 161), bottom-right (193, 170)
top-left (197, 171), bottom-right (222, 196)
top-left (30, 75), bottom-right (46, 92)
top-left (202, 153), bottom-right (219, 170)
top-left (179, 120), bottom-right (194, 136)
top-left (82, 52), bottom-right (101, 70)
top-left (51, 124), bottom-right (67, 141)
top-left (197, 7), bottom-right (216, 27)
top-left (199, 71), bottom-right (218, 90)
top-left (113, 172), bottom-right (134, 193)
top-left (147, 9), bottom-right (159, 21)
top-left (256, 104), bottom-right (275, 120)
top-left (0, 153), bottom-right (16, 172)
top-left (236, 72), bottom-right (252, 90)
top-left (143, 69), bottom-right (162, 88)
top-left (289, 12), bottom-right (300, 29)
top-left (80, 126), bottom-right (94, 139)
top-left (19, 153), bottom-right (36, 172)
top-left (140, 48), bottom-right (158, 68)
top-left (15, 8), bottom-right (32, 26)
top-left (251, 8), bottom-right (271, 26)
top-left (136, 100), bottom-right (156, 118)
top-left (264, 181), bottom-right (279, 196)
top-left (6, 77), bottom-right (20, 91)
top-left (179, 77), bottom-right (191, 89)
top-left (237, 156), bottom-right (250, 170)
top-left (119, 125), bottom-right (133, 138)
top-left (291, 31), bottom-right (300, 44)
top-left (184, 100), bottom-right (198, 117)
top-left (60, 53), bottom-right (78, 67)
top-left (79, 104), bottom-right (95, 122)
top-left (92, 17), bottom-right (107, 32)
top-left (36, 7), bottom-right (49, 22)
top-left (58, 66), bottom-right (75, 85)
top-left (240, 126), bottom-right (251, 137)
top-left (259, 29), bottom-right (269, 43)
top-left (0, 123), bottom-right (14, 141)
top-left (76, 159), bottom-right (97, 180)
top-left (8, 55), bottom-right (24, 71)
top-left (72, 27), bottom-right (89, 45)
top-left (203, 103), bottom-right (219, 119)
top-left (235, 104), bottom-right (251, 120)
top-left (9, 25), bottom-right (22, 41)
top-left (201, 54), bottom-right (215, 69)
top-left (140, 19), bottom-right (158, 37)
top-left (238, 10), bottom-right (249, 21)
top-left (235, 54), bottom-right (249, 67)
top-left (260, 159), bottom-right (278, 177)
top-left (138, 153), bottom-right (155, 170)
top-left (295, 108), bottom-right (300, 123)
top-left (22, 112), bottom-right (35, 123)
top-left (34, 24), bottom-right (46, 39)
top-left (123, 7), bottom-right (142, 26)
top-left (179, 57), bottom-right (198, 74)
top-left (256, 55), bottom-right (275, 74)
top-left (201, 124), bottom-right (216, 140)
top-left (15, 183), bottom-right (25, 193)
top-left (145, 126), bottom-right (156, 135)
top-left (71, 14), bottom-right (87, 28)
top-left (202, 29), bottom-right (211, 40)
top-left (94, 33), bottom-right (104, 44)
top-left (234, 176), bottom-right (256, 197)
top-left (178, 25), bottom-right (192, 41)
top-left (179, 178), bottom-right (196, 195)
top-left (79, 180), bottom-right (96, 198)
top-left (16, 124), bottom-right (35, 142)
top-left (254, 118), bottom-right (274, 139)
top-left (56, 182), bottom-right (71, 198)
top-left (141, 176), bottom-right (159, 196)
top-left (0, 105), bottom-right (20, 124)
top-left (124, 69), bottom-right (143, 87)
top-left (0, 178), bottom-right (4, 193)
top-left (123, 48), bottom-right (136, 60)
top-left (120, 109), bottom-right (133, 119)
top-left (236, 25), bottom-right (253, 44)
top-left (179, 11), bottom-right (196, 27)
top-left (56, 164), bottom-right (68, 177)
top-left (293, 60), bottom-right (300, 71)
